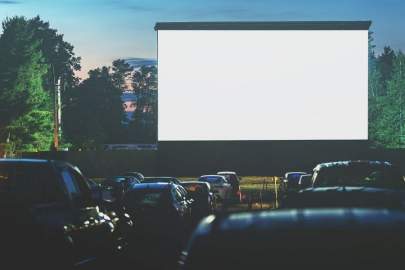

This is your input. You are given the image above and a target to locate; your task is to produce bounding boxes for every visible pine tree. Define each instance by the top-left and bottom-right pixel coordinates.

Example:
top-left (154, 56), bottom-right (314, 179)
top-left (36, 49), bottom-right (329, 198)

top-left (0, 16), bottom-right (51, 151)
top-left (375, 52), bottom-right (405, 148)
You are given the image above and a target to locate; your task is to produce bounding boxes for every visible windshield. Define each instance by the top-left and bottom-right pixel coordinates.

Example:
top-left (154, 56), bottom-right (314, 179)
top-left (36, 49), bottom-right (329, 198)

top-left (199, 176), bottom-right (223, 183)
top-left (313, 165), bottom-right (405, 189)
top-left (183, 183), bottom-right (207, 198)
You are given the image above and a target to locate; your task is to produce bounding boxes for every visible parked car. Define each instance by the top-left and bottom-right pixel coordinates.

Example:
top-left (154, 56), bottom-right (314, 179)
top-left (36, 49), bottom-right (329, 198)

top-left (123, 183), bottom-right (192, 228)
top-left (123, 183), bottom-right (192, 269)
top-left (102, 175), bottom-right (140, 202)
top-left (217, 171), bottom-right (241, 201)
top-left (142, 176), bottom-right (182, 185)
top-left (181, 181), bottom-right (215, 221)
top-left (280, 161), bottom-right (405, 209)
top-left (280, 171), bottom-right (308, 193)
top-left (0, 159), bottom-right (130, 268)
top-left (198, 175), bottom-right (232, 201)
top-left (311, 160), bottom-right (405, 189)
top-left (179, 209), bottom-right (405, 270)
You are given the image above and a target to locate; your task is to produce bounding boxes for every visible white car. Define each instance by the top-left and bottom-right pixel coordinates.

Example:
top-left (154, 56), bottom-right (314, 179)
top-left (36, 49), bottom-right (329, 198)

top-left (198, 175), bottom-right (232, 201)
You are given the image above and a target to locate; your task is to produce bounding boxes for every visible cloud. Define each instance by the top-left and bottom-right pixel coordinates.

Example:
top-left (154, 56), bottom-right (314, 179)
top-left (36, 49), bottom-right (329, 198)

top-left (0, 0), bottom-right (19, 4)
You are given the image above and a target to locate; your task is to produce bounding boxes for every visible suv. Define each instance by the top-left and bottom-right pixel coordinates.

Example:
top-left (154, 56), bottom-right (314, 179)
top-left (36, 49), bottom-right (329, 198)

top-left (311, 160), bottom-right (405, 189)
top-left (281, 161), bottom-right (405, 209)
top-left (0, 159), bottom-right (130, 268)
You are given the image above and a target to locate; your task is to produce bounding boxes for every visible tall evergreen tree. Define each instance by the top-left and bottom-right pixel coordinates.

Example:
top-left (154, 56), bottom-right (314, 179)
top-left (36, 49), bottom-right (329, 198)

top-left (374, 52), bottom-right (405, 148)
top-left (0, 16), bottom-right (51, 151)
top-left (377, 46), bottom-right (396, 95)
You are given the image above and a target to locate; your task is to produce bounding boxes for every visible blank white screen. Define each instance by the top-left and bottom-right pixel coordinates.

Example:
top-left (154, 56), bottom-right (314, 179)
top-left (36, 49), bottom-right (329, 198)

top-left (158, 30), bottom-right (368, 141)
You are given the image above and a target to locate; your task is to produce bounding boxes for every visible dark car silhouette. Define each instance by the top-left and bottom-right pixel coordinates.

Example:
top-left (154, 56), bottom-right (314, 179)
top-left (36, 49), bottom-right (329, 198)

top-left (179, 209), bottom-right (405, 270)
top-left (0, 159), bottom-right (129, 268)
top-left (123, 183), bottom-right (192, 269)
top-left (311, 160), bottom-right (405, 189)
top-left (181, 181), bottom-right (215, 222)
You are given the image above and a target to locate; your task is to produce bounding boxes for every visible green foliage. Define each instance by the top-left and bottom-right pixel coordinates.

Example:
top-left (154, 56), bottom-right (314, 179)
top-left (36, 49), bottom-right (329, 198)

top-left (28, 16), bottom-right (81, 92)
top-left (0, 16), bottom-right (81, 152)
top-left (62, 66), bottom-right (125, 149)
top-left (6, 110), bottom-right (53, 152)
top-left (0, 16), bottom-right (51, 151)
top-left (377, 46), bottom-right (396, 95)
top-left (369, 51), bottom-right (405, 148)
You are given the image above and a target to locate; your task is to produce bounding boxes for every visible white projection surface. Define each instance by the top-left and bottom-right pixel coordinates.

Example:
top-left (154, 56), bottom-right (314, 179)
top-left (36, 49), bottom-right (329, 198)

top-left (158, 29), bottom-right (368, 141)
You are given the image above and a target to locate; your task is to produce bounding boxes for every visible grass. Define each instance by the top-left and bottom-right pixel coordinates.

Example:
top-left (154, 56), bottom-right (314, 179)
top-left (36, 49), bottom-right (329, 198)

top-left (180, 176), bottom-right (281, 210)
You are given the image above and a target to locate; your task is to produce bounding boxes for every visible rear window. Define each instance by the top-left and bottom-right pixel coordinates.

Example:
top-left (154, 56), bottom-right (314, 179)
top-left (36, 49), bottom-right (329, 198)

top-left (199, 176), bottom-right (222, 183)
top-left (124, 189), bottom-right (168, 207)
top-left (183, 184), bottom-right (206, 193)
top-left (0, 162), bottom-right (64, 204)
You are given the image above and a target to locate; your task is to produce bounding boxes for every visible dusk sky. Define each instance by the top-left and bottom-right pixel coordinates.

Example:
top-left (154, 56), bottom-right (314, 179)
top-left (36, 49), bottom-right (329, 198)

top-left (1, 0), bottom-right (404, 79)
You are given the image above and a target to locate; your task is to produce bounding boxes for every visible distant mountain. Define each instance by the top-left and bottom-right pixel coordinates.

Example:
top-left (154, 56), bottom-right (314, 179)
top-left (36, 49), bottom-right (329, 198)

top-left (124, 58), bottom-right (157, 69)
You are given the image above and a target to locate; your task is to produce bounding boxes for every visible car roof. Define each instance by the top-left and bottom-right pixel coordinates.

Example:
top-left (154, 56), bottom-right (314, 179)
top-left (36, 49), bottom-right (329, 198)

top-left (194, 208), bottom-right (405, 235)
top-left (181, 181), bottom-right (210, 187)
top-left (0, 158), bottom-right (78, 169)
top-left (185, 209), bottom-right (405, 269)
top-left (285, 171), bottom-right (307, 176)
top-left (199, 175), bottom-right (225, 178)
top-left (182, 181), bottom-right (208, 185)
top-left (314, 160), bottom-right (393, 171)
top-left (217, 171), bottom-right (237, 175)
top-left (129, 182), bottom-right (173, 190)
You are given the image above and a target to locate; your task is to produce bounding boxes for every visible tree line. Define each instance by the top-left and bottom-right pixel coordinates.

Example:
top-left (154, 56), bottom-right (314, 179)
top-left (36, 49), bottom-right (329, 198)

top-left (369, 33), bottom-right (405, 148)
top-left (0, 16), bottom-right (156, 153)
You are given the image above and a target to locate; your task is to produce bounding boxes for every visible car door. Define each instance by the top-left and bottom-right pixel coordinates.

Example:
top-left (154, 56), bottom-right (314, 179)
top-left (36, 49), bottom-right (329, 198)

top-left (59, 165), bottom-right (115, 264)
top-left (1, 162), bottom-right (75, 266)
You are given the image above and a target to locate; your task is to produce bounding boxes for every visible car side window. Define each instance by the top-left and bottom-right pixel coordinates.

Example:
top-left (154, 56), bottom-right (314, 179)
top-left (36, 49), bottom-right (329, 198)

top-left (68, 168), bottom-right (94, 206)
top-left (172, 187), bottom-right (183, 202)
top-left (177, 186), bottom-right (188, 198)
top-left (61, 168), bottom-right (82, 203)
